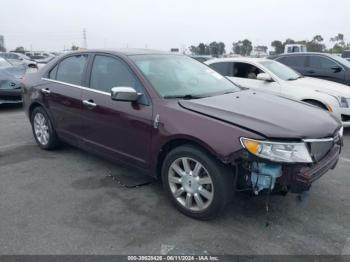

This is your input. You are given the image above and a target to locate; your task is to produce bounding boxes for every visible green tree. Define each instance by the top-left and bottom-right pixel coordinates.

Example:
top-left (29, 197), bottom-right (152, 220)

top-left (330, 33), bottom-right (348, 53)
top-left (71, 45), bottom-right (79, 51)
top-left (306, 35), bottom-right (326, 52)
top-left (218, 42), bottom-right (226, 56)
top-left (15, 46), bottom-right (25, 52)
top-left (271, 40), bottom-right (283, 54)
top-left (330, 33), bottom-right (344, 42)
top-left (232, 39), bottom-right (252, 56)
top-left (189, 45), bottom-right (198, 55)
top-left (198, 43), bottom-right (206, 55)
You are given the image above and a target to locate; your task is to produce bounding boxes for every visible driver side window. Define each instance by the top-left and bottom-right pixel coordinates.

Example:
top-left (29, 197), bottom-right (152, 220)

top-left (232, 62), bottom-right (264, 80)
top-left (89, 55), bottom-right (148, 104)
top-left (90, 55), bottom-right (140, 93)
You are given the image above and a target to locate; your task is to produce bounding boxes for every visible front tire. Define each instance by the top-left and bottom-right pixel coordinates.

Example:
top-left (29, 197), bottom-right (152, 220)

top-left (31, 107), bottom-right (59, 150)
top-left (161, 145), bottom-right (234, 220)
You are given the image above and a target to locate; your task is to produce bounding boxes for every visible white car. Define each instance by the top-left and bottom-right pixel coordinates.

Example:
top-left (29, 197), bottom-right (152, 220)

top-left (0, 52), bottom-right (37, 69)
top-left (205, 58), bottom-right (350, 127)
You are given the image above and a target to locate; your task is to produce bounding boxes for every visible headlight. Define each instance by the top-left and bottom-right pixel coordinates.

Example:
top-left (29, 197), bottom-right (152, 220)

top-left (339, 97), bottom-right (349, 108)
top-left (240, 137), bottom-right (313, 163)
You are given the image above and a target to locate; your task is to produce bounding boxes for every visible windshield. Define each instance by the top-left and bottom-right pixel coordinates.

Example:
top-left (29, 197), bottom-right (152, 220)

top-left (0, 58), bottom-right (12, 69)
top-left (130, 55), bottom-right (240, 98)
top-left (331, 54), bottom-right (350, 68)
top-left (259, 60), bottom-right (301, 81)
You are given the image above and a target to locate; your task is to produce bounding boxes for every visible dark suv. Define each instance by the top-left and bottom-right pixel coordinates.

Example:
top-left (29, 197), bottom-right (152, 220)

top-left (22, 49), bottom-right (343, 219)
top-left (342, 50), bottom-right (350, 62)
top-left (271, 53), bottom-right (350, 86)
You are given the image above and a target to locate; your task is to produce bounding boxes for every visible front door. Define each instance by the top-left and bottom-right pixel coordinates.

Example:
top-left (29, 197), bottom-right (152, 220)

top-left (228, 62), bottom-right (281, 95)
top-left (80, 54), bottom-right (153, 169)
top-left (306, 55), bottom-right (346, 84)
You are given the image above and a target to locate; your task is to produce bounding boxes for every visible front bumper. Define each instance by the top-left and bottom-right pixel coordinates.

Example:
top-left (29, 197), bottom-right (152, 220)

top-left (0, 89), bottom-right (23, 104)
top-left (278, 144), bottom-right (341, 193)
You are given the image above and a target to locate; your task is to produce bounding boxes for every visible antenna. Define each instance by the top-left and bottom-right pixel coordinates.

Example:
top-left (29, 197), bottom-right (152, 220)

top-left (83, 28), bottom-right (88, 49)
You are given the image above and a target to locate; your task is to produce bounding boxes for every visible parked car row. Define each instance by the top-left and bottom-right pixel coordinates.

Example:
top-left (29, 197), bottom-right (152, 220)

top-left (21, 49), bottom-right (343, 219)
top-left (206, 57), bottom-right (350, 126)
top-left (0, 52), bottom-right (38, 69)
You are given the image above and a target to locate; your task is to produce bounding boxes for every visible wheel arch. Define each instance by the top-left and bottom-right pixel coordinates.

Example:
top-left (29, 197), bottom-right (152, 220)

top-left (155, 136), bottom-right (221, 179)
top-left (28, 101), bottom-right (57, 128)
top-left (28, 101), bottom-right (45, 120)
top-left (301, 98), bottom-right (329, 111)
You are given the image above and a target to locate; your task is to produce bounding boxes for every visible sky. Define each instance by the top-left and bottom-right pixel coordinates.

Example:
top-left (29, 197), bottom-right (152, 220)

top-left (1, 0), bottom-right (349, 52)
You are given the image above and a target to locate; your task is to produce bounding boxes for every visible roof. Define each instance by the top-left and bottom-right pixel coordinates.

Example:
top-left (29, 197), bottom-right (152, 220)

top-left (68, 48), bottom-right (172, 56)
top-left (205, 57), bottom-right (270, 64)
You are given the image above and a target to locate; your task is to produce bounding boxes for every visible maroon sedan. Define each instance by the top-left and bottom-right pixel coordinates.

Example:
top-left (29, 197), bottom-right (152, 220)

top-left (22, 49), bottom-right (343, 219)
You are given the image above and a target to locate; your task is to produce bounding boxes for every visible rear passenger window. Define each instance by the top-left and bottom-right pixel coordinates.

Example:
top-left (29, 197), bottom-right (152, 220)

top-left (90, 55), bottom-right (140, 93)
top-left (278, 56), bottom-right (306, 67)
top-left (56, 55), bottom-right (88, 86)
top-left (209, 62), bottom-right (231, 76)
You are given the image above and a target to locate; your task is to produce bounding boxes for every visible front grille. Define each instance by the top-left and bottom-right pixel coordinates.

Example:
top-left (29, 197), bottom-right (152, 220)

top-left (308, 140), bottom-right (334, 162)
top-left (304, 132), bottom-right (342, 162)
top-left (0, 95), bottom-right (22, 101)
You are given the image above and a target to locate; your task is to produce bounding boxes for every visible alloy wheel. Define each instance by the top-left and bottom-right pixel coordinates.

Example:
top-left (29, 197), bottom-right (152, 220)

top-left (168, 157), bottom-right (214, 211)
top-left (33, 112), bottom-right (50, 146)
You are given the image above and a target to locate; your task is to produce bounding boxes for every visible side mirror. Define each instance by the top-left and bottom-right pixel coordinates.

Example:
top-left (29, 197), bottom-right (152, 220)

top-left (111, 87), bottom-right (142, 102)
top-left (257, 73), bottom-right (273, 82)
top-left (331, 65), bottom-right (342, 73)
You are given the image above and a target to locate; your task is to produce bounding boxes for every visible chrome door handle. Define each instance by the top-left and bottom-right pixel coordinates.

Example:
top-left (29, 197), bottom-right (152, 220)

top-left (41, 88), bottom-right (51, 94)
top-left (82, 100), bottom-right (97, 108)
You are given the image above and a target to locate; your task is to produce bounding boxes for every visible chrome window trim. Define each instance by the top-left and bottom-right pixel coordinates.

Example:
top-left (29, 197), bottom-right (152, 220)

top-left (41, 77), bottom-right (110, 96)
top-left (303, 138), bottom-right (334, 143)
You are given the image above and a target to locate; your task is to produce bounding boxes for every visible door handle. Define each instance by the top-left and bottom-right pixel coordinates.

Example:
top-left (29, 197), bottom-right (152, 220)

top-left (41, 88), bottom-right (51, 94)
top-left (307, 70), bottom-right (315, 74)
top-left (82, 99), bottom-right (97, 108)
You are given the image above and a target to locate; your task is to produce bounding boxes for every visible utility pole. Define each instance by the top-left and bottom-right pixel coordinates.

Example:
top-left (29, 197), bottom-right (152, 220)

top-left (83, 28), bottom-right (88, 49)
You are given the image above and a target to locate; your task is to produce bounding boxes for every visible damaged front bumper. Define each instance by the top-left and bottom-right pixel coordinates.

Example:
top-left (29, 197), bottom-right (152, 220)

top-left (238, 143), bottom-right (342, 194)
top-left (280, 144), bottom-right (341, 193)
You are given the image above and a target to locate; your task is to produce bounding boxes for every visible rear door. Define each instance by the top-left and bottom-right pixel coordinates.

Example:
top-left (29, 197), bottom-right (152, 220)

top-left (305, 55), bottom-right (346, 84)
top-left (80, 54), bottom-right (153, 169)
top-left (41, 54), bottom-right (89, 143)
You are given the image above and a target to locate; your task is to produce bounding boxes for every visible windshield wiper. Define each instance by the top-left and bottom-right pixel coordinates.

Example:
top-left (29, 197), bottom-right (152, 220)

top-left (163, 94), bottom-right (203, 100)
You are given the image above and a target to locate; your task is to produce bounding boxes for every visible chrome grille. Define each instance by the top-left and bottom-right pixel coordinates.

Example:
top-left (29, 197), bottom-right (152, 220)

top-left (304, 137), bottom-right (336, 162)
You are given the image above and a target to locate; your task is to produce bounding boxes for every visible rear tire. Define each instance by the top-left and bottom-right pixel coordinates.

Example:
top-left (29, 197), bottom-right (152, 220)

top-left (161, 144), bottom-right (234, 220)
top-left (31, 106), bottom-right (60, 150)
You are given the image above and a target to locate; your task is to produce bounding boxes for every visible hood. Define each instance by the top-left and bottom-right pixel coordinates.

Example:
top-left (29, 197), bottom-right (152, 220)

top-left (179, 90), bottom-right (340, 139)
top-left (291, 77), bottom-right (350, 97)
top-left (0, 66), bottom-right (26, 80)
